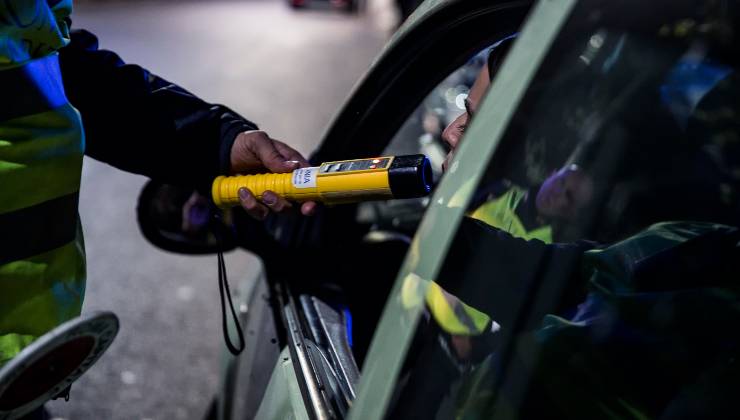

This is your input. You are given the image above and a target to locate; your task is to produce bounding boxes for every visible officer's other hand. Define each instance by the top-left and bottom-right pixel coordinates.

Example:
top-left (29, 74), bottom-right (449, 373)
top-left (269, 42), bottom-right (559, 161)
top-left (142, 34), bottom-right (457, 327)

top-left (230, 130), bottom-right (317, 220)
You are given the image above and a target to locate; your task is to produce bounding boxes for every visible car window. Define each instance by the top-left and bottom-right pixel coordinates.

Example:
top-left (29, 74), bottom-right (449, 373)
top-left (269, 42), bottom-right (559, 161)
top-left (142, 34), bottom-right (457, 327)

top-left (356, 49), bottom-right (490, 233)
top-left (354, 0), bottom-right (740, 419)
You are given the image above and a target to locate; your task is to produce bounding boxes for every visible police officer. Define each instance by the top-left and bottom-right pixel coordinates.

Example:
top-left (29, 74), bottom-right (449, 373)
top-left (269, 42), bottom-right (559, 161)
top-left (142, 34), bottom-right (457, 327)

top-left (0, 1), bottom-right (314, 417)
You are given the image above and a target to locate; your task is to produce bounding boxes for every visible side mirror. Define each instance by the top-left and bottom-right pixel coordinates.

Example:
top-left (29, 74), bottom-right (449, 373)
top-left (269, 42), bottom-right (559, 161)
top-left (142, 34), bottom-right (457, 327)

top-left (136, 181), bottom-right (237, 254)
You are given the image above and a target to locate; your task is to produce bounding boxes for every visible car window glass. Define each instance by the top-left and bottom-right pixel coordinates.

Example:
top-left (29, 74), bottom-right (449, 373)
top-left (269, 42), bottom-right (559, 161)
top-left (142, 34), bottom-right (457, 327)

top-left (356, 49), bottom-right (489, 233)
top-left (382, 2), bottom-right (740, 419)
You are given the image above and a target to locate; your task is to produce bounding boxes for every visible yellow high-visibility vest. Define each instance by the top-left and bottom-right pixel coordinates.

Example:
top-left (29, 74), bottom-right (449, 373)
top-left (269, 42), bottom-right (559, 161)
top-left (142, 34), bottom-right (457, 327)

top-left (470, 186), bottom-right (553, 243)
top-left (404, 186), bottom-right (552, 337)
top-left (0, 0), bottom-right (86, 366)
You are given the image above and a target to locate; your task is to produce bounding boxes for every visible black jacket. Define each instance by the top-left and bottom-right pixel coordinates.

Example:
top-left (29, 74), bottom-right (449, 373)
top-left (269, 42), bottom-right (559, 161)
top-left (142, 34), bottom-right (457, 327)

top-left (59, 29), bottom-right (257, 188)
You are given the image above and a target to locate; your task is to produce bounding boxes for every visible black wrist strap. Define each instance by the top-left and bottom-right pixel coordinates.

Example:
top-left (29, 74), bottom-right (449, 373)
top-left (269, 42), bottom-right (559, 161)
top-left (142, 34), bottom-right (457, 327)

top-left (214, 211), bottom-right (245, 356)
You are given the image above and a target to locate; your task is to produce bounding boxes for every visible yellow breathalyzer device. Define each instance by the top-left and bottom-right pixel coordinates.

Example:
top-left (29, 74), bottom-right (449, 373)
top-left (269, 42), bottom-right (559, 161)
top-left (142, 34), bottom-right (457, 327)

top-left (212, 154), bottom-right (432, 208)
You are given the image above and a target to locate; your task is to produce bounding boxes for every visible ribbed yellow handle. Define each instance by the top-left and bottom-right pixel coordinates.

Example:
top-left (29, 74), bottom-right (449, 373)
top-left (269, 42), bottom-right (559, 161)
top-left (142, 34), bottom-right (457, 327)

top-left (212, 173), bottom-right (294, 208)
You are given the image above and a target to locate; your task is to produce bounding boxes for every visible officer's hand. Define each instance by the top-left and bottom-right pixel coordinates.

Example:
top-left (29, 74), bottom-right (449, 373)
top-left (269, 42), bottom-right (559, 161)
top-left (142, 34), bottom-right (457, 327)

top-left (230, 130), bottom-right (317, 220)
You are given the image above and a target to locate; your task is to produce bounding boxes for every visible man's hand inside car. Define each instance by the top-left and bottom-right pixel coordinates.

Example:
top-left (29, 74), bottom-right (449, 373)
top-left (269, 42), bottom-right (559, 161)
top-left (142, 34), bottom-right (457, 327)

top-left (229, 130), bottom-right (318, 220)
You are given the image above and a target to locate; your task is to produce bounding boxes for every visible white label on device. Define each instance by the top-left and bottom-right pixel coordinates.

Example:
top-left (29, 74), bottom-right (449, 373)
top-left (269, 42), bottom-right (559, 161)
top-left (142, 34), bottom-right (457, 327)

top-left (292, 167), bottom-right (318, 188)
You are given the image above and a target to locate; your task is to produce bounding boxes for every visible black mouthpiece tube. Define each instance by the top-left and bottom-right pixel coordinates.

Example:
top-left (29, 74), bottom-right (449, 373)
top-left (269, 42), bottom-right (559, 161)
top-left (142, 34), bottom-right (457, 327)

top-left (388, 154), bottom-right (433, 199)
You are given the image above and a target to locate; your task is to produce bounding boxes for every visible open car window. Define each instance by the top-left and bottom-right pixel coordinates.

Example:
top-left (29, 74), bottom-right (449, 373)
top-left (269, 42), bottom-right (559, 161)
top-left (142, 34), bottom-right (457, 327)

top-left (356, 49), bottom-right (490, 233)
top-left (353, 0), bottom-right (740, 418)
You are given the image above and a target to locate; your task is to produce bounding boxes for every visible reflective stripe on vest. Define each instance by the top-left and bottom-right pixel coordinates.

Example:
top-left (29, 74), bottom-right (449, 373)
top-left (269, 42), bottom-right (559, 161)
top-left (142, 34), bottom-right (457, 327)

top-left (425, 282), bottom-right (490, 336)
top-left (400, 273), bottom-right (491, 336)
top-left (0, 50), bottom-right (86, 364)
top-left (469, 186), bottom-right (553, 243)
top-left (0, 192), bottom-right (79, 265)
top-left (0, 333), bottom-right (35, 367)
top-left (0, 51), bottom-right (68, 121)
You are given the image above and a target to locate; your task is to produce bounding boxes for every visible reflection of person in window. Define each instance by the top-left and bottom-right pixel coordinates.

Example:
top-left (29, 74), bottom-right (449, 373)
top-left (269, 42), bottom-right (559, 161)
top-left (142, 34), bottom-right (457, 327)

top-left (467, 164), bottom-right (595, 243)
top-left (416, 36), bottom-right (599, 346)
top-left (441, 36), bottom-right (595, 243)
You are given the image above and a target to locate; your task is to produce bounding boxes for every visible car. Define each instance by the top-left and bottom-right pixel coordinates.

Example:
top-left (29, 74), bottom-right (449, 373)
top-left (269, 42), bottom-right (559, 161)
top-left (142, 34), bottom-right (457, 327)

top-left (138, 0), bottom-right (740, 418)
top-left (288, 0), bottom-right (362, 13)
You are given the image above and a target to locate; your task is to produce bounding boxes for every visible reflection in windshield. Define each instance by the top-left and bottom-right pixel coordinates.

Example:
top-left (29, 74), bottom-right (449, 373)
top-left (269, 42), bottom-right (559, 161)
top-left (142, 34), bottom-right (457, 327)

top-left (387, 1), bottom-right (740, 419)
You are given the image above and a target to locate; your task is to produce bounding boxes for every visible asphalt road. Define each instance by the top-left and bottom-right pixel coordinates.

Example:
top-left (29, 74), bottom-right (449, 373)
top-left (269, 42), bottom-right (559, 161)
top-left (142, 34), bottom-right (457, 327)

top-left (47, 1), bottom-right (390, 418)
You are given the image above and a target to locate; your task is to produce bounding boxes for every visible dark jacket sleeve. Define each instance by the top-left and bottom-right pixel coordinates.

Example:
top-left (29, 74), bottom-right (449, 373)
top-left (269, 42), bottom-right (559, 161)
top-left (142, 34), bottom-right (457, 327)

top-left (59, 29), bottom-right (257, 187)
top-left (436, 217), bottom-right (597, 330)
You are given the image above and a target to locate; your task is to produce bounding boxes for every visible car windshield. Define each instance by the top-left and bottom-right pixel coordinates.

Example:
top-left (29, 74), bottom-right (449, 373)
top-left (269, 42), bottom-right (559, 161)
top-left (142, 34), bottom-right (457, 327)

top-left (361, 0), bottom-right (740, 418)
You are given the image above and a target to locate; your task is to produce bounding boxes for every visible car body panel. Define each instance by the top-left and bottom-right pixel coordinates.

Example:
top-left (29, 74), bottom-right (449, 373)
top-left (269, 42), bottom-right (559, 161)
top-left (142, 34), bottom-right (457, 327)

top-left (254, 348), bottom-right (310, 420)
top-left (216, 262), bottom-right (282, 420)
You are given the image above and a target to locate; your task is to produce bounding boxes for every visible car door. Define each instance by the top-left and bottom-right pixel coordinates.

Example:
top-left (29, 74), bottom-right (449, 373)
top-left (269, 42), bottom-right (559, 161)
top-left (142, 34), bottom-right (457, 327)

top-left (219, 1), bottom-right (537, 419)
top-left (354, 0), bottom-right (740, 419)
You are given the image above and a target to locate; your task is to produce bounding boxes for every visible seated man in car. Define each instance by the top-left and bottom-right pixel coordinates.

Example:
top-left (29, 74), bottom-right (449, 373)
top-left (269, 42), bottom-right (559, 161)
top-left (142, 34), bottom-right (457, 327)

top-left (441, 35), bottom-right (596, 244)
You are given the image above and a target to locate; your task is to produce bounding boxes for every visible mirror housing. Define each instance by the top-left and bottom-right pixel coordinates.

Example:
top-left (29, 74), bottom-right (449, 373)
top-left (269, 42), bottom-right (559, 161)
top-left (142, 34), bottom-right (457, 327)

top-left (136, 181), bottom-right (237, 254)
